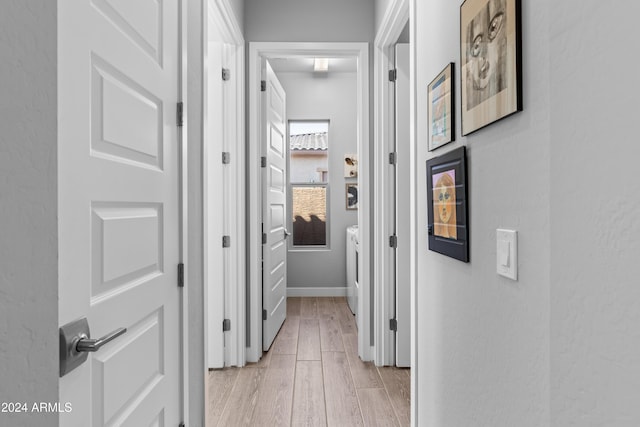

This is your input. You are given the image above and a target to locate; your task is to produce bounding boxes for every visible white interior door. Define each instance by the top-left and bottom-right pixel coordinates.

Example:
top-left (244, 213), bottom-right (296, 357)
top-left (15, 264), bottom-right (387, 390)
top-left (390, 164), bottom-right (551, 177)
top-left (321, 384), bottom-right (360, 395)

top-left (206, 41), bottom-right (225, 369)
top-left (58, 1), bottom-right (181, 425)
top-left (262, 61), bottom-right (288, 351)
top-left (395, 43), bottom-right (411, 367)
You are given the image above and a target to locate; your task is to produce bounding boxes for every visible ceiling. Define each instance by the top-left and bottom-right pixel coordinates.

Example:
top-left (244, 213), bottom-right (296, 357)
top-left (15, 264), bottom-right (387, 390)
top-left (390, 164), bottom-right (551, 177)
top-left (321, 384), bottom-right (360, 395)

top-left (269, 57), bottom-right (357, 74)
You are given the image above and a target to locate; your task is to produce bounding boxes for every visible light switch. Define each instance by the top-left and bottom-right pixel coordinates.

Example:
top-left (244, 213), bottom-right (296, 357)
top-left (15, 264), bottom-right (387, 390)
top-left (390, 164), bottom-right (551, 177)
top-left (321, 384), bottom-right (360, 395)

top-left (497, 229), bottom-right (517, 280)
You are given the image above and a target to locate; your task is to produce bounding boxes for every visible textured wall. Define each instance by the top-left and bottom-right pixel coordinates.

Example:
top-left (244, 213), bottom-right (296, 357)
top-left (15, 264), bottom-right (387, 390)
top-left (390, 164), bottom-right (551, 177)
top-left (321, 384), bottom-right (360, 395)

top-left (244, 0), bottom-right (374, 42)
top-left (187, 0), bottom-right (206, 424)
top-left (0, 1), bottom-right (59, 426)
top-left (414, 0), bottom-right (551, 425)
top-left (550, 2), bottom-right (640, 425)
top-left (277, 71), bottom-right (358, 288)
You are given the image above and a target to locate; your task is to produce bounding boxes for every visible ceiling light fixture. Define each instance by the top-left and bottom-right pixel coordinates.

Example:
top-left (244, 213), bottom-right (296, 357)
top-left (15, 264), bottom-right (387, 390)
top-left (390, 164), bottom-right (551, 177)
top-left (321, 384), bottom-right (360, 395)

top-left (314, 58), bottom-right (329, 72)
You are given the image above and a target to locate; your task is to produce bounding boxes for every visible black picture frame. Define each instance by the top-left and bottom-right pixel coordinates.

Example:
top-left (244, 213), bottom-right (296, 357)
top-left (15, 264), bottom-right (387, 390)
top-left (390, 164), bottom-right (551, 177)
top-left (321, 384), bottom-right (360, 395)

top-left (428, 63), bottom-right (455, 151)
top-left (346, 183), bottom-right (358, 210)
top-left (426, 146), bottom-right (469, 262)
top-left (460, 0), bottom-right (522, 136)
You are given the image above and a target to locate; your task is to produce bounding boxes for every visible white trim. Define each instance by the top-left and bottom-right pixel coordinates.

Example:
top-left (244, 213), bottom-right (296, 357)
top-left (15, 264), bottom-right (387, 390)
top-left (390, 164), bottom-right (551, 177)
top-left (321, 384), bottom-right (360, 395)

top-left (409, 1), bottom-right (418, 424)
top-left (179, 0), bottom-right (189, 425)
top-left (373, 0), bottom-right (409, 368)
top-left (248, 42), bottom-right (370, 363)
top-left (204, 0), bottom-right (245, 370)
top-left (287, 287), bottom-right (348, 297)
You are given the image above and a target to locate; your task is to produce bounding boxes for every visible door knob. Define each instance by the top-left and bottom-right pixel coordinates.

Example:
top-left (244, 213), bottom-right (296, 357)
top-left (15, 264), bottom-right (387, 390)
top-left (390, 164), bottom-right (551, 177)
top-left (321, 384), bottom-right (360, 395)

top-left (59, 318), bottom-right (127, 377)
top-left (284, 229), bottom-right (291, 239)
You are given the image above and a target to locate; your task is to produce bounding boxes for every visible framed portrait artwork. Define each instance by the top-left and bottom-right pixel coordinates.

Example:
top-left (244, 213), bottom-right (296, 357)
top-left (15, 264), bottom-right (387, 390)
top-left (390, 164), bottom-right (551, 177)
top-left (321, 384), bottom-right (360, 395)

top-left (460, 0), bottom-right (522, 135)
top-left (426, 146), bottom-right (469, 262)
top-left (344, 153), bottom-right (358, 177)
top-left (428, 63), bottom-right (455, 151)
top-left (346, 183), bottom-right (358, 210)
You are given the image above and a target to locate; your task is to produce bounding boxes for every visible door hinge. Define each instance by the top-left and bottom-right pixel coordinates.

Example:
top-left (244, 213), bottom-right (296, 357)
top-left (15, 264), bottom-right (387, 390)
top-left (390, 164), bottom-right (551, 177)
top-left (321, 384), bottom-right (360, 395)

top-left (389, 234), bottom-right (398, 248)
top-left (222, 235), bottom-right (231, 248)
top-left (222, 152), bottom-right (231, 164)
top-left (260, 80), bottom-right (266, 91)
top-left (176, 102), bottom-right (184, 127)
top-left (261, 156), bottom-right (267, 168)
top-left (389, 152), bottom-right (397, 165)
top-left (222, 68), bottom-right (231, 81)
top-left (262, 309), bottom-right (267, 320)
top-left (262, 233), bottom-right (267, 244)
top-left (177, 263), bottom-right (184, 287)
top-left (222, 319), bottom-right (231, 331)
top-left (390, 318), bottom-right (398, 331)
top-left (389, 69), bottom-right (397, 82)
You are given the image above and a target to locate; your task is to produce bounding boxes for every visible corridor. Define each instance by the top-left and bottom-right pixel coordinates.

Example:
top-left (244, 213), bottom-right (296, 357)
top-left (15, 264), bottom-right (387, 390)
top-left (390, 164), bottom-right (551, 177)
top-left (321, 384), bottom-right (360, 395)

top-left (207, 297), bottom-right (410, 426)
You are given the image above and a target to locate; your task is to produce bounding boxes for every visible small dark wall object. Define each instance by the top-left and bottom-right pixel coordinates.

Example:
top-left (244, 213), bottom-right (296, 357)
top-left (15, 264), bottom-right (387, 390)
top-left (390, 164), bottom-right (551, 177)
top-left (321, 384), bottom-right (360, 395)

top-left (346, 183), bottom-right (358, 210)
top-left (426, 146), bottom-right (469, 262)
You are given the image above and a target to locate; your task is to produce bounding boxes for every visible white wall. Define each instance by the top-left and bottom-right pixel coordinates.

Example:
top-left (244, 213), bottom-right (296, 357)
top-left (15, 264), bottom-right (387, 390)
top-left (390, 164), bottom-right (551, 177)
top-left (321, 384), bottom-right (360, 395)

top-left (187, 0), bottom-right (206, 423)
top-left (244, 0), bottom-right (374, 42)
top-left (0, 1), bottom-right (59, 426)
top-left (549, 2), bottom-right (640, 425)
top-left (414, 0), bottom-right (550, 425)
top-left (226, 0), bottom-right (244, 33)
top-left (375, 0), bottom-right (394, 34)
top-left (278, 72), bottom-right (358, 289)
top-left (414, 1), bottom-right (640, 425)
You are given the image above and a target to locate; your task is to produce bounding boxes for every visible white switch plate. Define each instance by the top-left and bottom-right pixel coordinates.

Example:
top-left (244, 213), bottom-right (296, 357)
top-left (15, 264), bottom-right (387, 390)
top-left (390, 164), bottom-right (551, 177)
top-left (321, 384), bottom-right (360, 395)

top-left (497, 229), bottom-right (517, 280)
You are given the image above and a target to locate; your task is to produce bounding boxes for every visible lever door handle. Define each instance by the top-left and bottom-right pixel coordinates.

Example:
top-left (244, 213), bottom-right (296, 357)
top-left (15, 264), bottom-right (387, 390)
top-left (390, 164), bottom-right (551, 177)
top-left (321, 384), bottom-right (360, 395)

top-left (60, 318), bottom-right (128, 377)
top-left (76, 327), bottom-right (127, 352)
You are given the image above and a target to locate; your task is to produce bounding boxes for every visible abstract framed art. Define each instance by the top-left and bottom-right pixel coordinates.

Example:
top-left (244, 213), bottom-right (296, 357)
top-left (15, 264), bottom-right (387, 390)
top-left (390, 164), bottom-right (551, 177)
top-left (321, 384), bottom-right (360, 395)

top-left (426, 146), bottom-right (469, 262)
top-left (460, 0), bottom-right (522, 135)
top-left (428, 63), bottom-right (455, 151)
top-left (346, 183), bottom-right (358, 210)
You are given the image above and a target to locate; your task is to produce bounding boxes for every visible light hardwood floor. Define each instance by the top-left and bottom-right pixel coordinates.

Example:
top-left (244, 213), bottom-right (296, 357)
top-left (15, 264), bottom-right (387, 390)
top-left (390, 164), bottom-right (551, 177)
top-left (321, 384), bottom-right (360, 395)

top-left (208, 297), bottom-right (410, 427)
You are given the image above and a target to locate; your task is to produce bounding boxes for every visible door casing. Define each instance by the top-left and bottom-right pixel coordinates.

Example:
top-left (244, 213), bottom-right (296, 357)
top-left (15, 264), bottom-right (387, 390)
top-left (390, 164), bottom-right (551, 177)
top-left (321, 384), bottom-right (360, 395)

top-left (373, 0), bottom-right (416, 424)
top-left (247, 42), bottom-right (371, 363)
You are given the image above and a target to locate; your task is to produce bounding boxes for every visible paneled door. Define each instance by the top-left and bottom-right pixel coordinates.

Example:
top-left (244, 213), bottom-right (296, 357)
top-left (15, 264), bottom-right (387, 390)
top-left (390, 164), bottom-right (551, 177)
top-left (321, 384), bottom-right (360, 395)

top-left (58, 1), bottom-right (182, 425)
top-left (262, 61), bottom-right (288, 351)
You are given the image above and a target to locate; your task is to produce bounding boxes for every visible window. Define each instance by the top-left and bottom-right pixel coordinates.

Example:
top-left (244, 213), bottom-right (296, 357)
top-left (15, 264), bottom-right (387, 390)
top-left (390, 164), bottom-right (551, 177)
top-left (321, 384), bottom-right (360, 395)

top-left (289, 121), bottom-right (329, 247)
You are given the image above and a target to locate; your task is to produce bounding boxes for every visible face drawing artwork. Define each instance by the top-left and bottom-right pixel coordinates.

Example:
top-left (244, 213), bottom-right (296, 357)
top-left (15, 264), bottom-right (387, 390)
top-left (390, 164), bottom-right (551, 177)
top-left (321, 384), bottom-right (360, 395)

top-left (465, 0), bottom-right (507, 110)
top-left (432, 170), bottom-right (457, 240)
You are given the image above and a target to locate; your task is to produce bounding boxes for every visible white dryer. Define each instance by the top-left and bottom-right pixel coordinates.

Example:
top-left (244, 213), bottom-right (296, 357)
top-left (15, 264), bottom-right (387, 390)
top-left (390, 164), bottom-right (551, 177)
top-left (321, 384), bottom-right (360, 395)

top-left (346, 225), bottom-right (359, 324)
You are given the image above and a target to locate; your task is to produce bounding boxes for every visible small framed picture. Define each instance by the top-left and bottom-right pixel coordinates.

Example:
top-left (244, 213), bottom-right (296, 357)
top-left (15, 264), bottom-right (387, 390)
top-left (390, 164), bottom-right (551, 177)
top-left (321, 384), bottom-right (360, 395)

top-left (344, 154), bottom-right (358, 177)
top-left (426, 146), bottom-right (469, 262)
top-left (460, 0), bottom-right (522, 135)
top-left (428, 63), bottom-right (455, 151)
top-left (346, 183), bottom-right (358, 210)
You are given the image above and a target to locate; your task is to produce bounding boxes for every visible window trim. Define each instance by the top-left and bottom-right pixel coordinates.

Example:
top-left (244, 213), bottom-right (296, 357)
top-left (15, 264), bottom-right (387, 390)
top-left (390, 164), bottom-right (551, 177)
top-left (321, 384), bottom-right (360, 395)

top-left (287, 119), bottom-right (331, 251)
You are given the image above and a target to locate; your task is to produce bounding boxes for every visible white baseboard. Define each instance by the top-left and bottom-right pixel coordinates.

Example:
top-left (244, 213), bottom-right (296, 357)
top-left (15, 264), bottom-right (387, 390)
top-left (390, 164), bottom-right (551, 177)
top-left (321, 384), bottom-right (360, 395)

top-left (287, 286), bottom-right (348, 297)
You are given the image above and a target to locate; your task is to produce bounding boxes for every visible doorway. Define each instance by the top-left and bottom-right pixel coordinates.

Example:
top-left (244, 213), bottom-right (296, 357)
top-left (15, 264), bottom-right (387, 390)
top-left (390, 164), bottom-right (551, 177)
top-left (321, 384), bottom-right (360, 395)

top-left (248, 43), bottom-right (372, 363)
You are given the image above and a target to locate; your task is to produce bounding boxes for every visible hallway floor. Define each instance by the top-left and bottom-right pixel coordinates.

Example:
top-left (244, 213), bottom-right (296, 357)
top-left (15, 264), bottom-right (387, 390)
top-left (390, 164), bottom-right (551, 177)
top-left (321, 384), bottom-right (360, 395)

top-left (207, 297), bottom-right (410, 426)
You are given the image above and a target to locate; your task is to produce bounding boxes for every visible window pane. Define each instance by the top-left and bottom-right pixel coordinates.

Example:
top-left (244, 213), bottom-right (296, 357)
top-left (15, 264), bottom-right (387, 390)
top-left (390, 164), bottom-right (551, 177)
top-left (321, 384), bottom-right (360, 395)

top-left (292, 186), bottom-right (326, 246)
top-left (290, 121), bottom-right (329, 183)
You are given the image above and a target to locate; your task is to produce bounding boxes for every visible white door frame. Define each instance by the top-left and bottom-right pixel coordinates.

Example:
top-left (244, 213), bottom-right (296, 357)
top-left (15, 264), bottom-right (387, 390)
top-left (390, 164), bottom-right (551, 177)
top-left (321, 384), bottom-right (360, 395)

top-left (374, 1), bottom-right (418, 425)
top-left (203, 0), bottom-right (246, 369)
top-left (248, 42), bottom-right (371, 362)
top-left (183, 0), bottom-right (244, 424)
top-left (373, 0), bottom-right (410, 367)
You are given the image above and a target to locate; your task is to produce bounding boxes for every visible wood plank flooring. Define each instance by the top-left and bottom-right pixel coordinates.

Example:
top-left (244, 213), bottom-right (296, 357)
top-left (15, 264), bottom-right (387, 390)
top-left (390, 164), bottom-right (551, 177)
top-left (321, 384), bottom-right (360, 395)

top-left (208, 297), bottom-right (410, 427)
